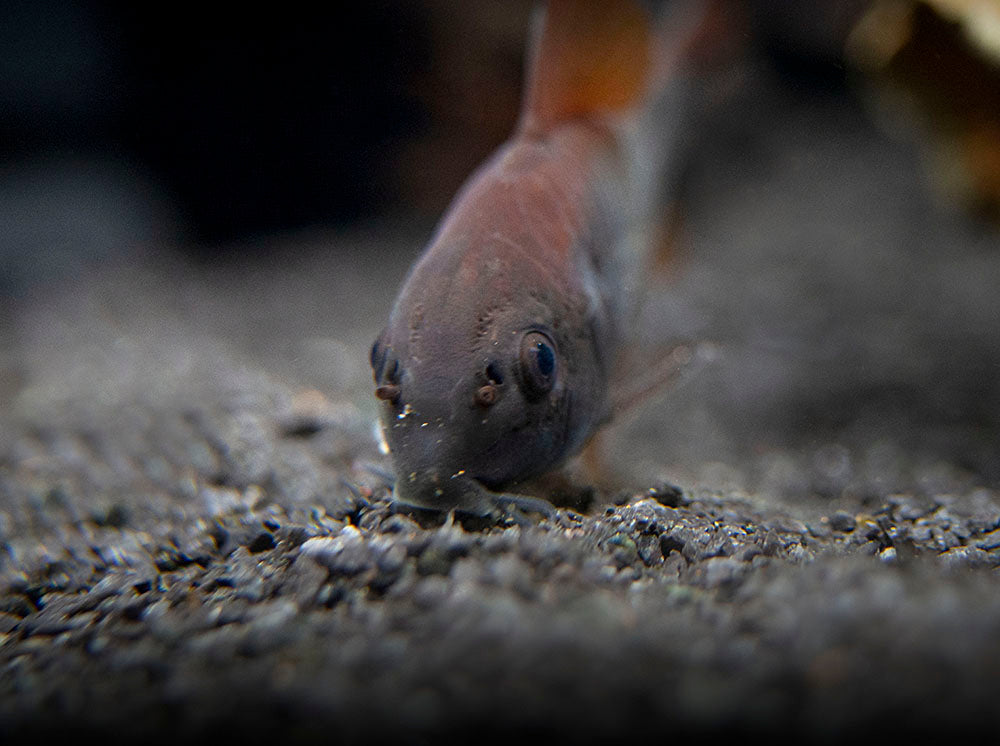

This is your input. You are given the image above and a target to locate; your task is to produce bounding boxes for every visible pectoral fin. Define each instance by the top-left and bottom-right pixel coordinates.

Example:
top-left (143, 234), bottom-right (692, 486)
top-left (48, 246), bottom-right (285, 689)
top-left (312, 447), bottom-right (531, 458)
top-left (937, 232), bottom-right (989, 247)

top-left (609, 341), bottom-right (720, 420)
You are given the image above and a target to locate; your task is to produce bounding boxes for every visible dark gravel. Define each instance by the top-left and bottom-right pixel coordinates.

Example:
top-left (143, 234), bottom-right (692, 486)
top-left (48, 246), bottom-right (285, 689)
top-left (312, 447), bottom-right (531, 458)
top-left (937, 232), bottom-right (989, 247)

top-left (2, 58), bottom-right (1000, 743)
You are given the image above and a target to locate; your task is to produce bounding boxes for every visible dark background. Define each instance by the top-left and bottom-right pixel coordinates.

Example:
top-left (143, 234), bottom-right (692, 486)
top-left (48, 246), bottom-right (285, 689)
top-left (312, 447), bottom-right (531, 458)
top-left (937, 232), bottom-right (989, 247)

top-left (0, 1), bottom-right (875, 275)
top-left (0, 0), bottom-right (536, 276)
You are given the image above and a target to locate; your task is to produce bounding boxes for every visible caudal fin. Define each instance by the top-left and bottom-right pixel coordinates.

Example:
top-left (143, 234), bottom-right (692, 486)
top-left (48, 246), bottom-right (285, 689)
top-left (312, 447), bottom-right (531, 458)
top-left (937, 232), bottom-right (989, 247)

top-left (518, 0), bottom-right (653, 135)
top-left (518, 0), bottom-right (725, 136)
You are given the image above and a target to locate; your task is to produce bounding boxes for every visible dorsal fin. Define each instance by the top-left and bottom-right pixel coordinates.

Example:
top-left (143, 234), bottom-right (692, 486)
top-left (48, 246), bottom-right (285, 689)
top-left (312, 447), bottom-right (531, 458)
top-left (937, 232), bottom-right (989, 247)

top-left (519, 0), bottom-right (653, 135)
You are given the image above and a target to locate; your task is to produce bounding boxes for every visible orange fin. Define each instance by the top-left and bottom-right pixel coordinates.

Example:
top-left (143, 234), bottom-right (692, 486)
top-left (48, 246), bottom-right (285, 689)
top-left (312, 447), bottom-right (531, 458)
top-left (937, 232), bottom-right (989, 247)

top-left (519, 0), bottom-right (653, 134)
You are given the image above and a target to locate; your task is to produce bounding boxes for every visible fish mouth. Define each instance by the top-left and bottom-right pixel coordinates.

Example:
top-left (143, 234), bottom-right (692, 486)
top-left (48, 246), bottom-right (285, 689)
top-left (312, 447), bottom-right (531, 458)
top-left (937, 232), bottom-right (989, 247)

top-left (390, 467), bottom-right (558, 523)
top-left (391, 468), bottom-right (498, 516)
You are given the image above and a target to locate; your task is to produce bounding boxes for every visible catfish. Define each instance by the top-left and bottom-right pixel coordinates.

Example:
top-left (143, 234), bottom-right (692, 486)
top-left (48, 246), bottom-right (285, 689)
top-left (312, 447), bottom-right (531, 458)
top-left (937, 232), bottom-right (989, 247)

top-left (370, 0), bottom-right (717, 515)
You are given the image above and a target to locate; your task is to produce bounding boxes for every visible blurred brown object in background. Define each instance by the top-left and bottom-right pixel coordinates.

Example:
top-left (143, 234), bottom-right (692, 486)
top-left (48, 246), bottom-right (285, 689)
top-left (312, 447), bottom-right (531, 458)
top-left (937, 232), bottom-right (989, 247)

top-left (848, 0), bottom-right (1000, 220)
top-left (395, 0), bottom-right (533, 216)
top-left (394, 0), bottom-right (1000, 223)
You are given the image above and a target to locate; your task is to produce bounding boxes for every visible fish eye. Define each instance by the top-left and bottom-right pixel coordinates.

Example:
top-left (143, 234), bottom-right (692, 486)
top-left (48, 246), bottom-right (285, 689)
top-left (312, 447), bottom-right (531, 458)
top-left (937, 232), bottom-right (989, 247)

top-left (518, 331), bottom-right (557, 400)
top-left (370, 337), bottom-right (385, 378)
top-left (371, 335), bottom-right (400, 389)
top-left (485, 361), bottom-right (504, 385)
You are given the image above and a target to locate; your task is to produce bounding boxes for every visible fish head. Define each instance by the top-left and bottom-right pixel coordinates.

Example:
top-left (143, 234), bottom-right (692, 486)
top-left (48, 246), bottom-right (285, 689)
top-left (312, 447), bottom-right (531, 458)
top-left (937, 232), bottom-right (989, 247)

top-left (370, 245), bottom-right (609, 513)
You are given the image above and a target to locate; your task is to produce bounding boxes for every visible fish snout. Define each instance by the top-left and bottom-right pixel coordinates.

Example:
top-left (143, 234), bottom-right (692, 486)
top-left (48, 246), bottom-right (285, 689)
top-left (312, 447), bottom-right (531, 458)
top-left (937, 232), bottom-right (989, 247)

top-left (391, 466), bottom-right (494, 515)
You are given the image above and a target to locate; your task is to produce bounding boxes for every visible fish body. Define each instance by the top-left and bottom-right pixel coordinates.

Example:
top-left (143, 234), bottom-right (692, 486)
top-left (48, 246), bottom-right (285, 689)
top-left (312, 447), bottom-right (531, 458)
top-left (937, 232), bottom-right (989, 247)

top-left (371, 0), bottom-right (708, 513)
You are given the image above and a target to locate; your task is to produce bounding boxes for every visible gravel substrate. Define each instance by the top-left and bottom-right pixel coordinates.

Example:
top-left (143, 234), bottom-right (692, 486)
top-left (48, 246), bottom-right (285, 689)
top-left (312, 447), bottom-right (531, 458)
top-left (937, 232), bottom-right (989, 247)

top-left (3, 384), bottom-right (1000, 743)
